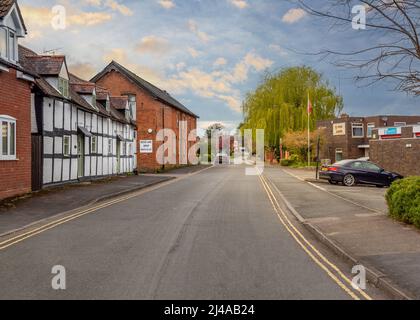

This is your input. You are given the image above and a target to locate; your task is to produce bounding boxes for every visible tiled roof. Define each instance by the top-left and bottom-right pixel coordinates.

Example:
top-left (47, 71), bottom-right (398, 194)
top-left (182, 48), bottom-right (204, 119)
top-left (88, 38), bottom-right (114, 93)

top-left (0, 0), bottom-right (13, 18)
top-left (22, 55), bottom-right (65, 76)
top-left (91, 60), bottom-right (199, 118)
top-left (110, 96), bottom-right (128, 110)
top-left (0, 1), bottom-right (27, 32)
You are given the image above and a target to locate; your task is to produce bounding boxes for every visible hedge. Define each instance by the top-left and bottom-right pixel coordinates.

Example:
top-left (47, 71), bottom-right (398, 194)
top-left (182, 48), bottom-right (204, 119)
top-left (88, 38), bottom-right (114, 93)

top-left (386, 177), bottom-right (420, 228)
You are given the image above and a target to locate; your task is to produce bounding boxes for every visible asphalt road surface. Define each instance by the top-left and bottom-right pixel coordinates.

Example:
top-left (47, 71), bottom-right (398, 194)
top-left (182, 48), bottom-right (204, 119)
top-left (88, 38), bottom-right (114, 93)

top-left (0, 165), bottom-right (385, 300)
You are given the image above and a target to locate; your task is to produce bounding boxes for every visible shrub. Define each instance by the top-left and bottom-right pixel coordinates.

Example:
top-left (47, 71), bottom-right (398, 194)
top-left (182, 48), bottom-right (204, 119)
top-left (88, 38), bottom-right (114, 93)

top-left (386, 177), bottom-right (420, 228)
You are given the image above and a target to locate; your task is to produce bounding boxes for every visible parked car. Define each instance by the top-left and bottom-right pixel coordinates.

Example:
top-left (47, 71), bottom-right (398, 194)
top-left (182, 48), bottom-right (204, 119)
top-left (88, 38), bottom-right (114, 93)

top-left (215, 152), bottom-right (230, 165)
top-left (319, 160), bottom-right (403, 187)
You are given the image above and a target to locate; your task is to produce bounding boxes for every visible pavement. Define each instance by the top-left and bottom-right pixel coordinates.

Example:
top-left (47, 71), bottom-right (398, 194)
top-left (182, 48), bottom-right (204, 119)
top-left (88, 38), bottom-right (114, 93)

top-left (0, 165), bottom-right (383, 300)
top-left (264, 167), bottom-right (420, 299)
top-left (0, 165), bottom-right (209, 238)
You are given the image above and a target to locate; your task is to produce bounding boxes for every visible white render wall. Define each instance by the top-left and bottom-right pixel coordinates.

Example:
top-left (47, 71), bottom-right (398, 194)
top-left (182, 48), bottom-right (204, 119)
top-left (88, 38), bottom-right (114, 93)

top-left (41, 97), bottom-right (136, 186)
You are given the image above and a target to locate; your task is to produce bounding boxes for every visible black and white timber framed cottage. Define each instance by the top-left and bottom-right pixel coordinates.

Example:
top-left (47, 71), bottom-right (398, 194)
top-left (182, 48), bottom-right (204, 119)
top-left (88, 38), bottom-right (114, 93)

top-left (19, 45), bottom-right (137, 190)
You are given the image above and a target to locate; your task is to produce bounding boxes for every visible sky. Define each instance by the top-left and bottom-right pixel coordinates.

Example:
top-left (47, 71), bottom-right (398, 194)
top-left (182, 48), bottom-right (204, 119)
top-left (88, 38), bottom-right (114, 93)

top-left (18, 0), bottom-right (420, 134)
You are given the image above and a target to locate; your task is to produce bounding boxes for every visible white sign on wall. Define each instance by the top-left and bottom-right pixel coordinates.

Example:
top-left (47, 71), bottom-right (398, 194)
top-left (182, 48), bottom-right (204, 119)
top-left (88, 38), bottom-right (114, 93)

top-left (333, 123), bottom-right (346, 136)
top-left (140, 140), bottom-right (153, 154)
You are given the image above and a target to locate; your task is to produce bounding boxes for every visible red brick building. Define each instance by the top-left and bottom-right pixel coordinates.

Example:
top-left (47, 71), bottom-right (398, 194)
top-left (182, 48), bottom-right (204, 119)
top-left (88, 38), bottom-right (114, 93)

top-left (0, 0), bottom-right (35, 200)
top-left (92, 61), bottom-right (199, 172)
top-left (317, 114), bottom-right (420, 163)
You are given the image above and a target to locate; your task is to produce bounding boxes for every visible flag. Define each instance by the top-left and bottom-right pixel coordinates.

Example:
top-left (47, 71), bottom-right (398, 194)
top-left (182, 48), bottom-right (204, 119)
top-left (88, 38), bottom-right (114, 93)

top-left (307, 94), bottom-right (313, 115)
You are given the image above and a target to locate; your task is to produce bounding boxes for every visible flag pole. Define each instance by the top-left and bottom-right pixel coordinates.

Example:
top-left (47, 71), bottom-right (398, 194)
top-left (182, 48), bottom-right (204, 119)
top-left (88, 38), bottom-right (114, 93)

top-left (307, 92), bottom-right (311, 168)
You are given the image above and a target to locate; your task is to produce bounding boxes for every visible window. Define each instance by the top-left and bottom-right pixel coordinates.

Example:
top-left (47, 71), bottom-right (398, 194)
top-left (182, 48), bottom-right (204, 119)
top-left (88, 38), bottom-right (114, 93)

top-left (363, 162), bottom-right (381, 172)
top-left (0, 28), bottom-right (6, 58)
top-left (128, 95), bottom-right (136, 120)
top-left (122, 142), bottom-right (126, 156)
top-left (367, 123), bottom-right (375, 138)
top-left (394, 122), bottom-right (406, 127)
top-left (0, 116), bottom-right (16, 160)
top-left (63, 136), bottom-right (70, 157)
top-left (335, 148), bottom-right (343, 162)
top-left (92, 92), bottom-right (96, 107)
top-left (91, 136), bottom-right (97, 154)
top-left (8, 31), bottom-right (15, 61)
top-left (352, 123), bottom-right (364, 138)
top-left (108, 139), bottom-right (113, 155)
top-left (350, 161), bottom-right (364, 169)
top-left (58, 78), bottom-right (69, 98)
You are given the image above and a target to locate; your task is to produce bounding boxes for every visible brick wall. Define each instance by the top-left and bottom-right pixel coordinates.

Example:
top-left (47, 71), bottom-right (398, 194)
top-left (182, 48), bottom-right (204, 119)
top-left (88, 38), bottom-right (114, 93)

top-left (0, 68), bottom-right (32, 200)
top-left (370, 127), bottom-right (420, 177)
top-left (95, 70), bottom-right (198, 172)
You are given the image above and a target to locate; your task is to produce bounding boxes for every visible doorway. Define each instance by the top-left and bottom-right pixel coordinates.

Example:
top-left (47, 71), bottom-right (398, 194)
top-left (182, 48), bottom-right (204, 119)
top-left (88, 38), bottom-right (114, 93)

top-left (77, 134), bottom-right (85, 178)
top-left (116, 140), bottom-right (121, 174)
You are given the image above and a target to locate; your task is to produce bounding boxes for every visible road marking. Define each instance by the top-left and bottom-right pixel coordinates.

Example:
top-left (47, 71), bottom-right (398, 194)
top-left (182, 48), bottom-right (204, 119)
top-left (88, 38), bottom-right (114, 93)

top-left (283, 170), bottom-right (384, 215)
top-left (258, 173), bottom-right (373, 300)
top-left (0, 166), bottom-right (215, 251)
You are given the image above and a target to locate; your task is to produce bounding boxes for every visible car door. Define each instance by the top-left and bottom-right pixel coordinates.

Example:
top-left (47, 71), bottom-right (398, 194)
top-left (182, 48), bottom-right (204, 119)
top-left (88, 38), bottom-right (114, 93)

top-left (362, 162), bottom-right (385, 185)
top-left (348, 161), bottom-right (366, 182)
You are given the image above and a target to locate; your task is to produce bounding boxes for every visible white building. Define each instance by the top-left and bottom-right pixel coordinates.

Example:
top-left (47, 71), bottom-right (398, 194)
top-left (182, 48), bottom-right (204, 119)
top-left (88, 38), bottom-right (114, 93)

top-left (19, 45), bottom-right (137, 190)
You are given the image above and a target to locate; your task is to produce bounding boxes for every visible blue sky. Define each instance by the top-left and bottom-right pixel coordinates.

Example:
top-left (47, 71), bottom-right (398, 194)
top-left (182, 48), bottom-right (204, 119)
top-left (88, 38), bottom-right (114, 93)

top-left (19, 0), bottom-right (420, 134)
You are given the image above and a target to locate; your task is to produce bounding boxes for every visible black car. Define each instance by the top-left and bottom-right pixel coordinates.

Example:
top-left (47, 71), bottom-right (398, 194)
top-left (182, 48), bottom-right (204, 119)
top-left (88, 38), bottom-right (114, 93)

top-left (319, 160), bottom-right (403, 187)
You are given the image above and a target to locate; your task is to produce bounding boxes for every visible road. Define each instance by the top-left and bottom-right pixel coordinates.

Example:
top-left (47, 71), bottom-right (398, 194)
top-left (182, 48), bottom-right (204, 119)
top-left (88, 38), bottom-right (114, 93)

top-left (0, 165), bottom-right (385, 300)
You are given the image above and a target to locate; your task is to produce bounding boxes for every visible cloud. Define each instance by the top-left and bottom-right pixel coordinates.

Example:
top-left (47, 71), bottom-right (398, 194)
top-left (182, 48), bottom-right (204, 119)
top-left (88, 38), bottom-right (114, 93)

top-left (225, 52), bottom-right (273, 83)
top-left (164, 52), bottom-right (272, 113)
top-left (188, 19), bottom-right (212, 43)
top-left (187, 47), bottom-right (201, 58)
top-left (136, 35), bottom-right (170, 55)
top-left (230, 0), bottom-right (248, 9)
top-left (68, 62), bottom-right (97, 80)
top-left (104, 0), bottom-right (133, 16)
top-left (102, 48), bottom-right (164, 84)
top-left (214, 57), bottom-right (227, 67)
top-left (269, 44), bottom-right (288, 56)
top-left (282, 8), bottom-right (307, 24)
top-left (159, 0), bottom-right (176, 9)
top-left (83, 0), bottom-right (133, 16)
top-left (20, 5), bottom-right (113, 28)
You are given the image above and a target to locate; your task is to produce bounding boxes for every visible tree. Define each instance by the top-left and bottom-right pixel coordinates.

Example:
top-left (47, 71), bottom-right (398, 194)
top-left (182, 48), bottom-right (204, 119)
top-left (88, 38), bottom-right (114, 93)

top-left (297, 0), bottom-right (420, 95)
top-left (282, 128), bottom-right (326, 162)
top-left (241, 66), bottom-right (343, 149)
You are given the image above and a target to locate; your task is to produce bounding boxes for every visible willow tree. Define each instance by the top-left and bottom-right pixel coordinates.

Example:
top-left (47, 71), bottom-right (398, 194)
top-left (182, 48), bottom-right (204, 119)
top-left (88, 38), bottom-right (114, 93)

top-left (241, 66), bottom-right (343, 149)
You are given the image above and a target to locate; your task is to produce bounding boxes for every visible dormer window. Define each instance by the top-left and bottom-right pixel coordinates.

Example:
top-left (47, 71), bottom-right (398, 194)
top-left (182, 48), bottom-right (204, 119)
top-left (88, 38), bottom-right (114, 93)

top-left (58, 77), bottom-right (69, 98)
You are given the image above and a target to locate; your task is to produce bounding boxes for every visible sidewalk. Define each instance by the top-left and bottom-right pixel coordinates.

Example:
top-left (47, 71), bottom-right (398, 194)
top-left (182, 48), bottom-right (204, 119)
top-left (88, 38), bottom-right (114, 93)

top-left (265, 167), bottom-right (420, 299)
top-left (0, 174), bottom-right (174, 237)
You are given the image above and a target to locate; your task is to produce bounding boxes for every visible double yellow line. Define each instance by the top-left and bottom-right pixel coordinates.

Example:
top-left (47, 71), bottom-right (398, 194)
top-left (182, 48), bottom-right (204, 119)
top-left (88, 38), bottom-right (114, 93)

top-left (258, 173), bottom-right (372, 301)
top-left (0, 166), bottom-right (215, 252)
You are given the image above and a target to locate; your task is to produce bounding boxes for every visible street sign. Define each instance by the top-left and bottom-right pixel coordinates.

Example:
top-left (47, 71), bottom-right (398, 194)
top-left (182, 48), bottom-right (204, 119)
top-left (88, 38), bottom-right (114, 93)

top-left (140, 140), bottom-right (153, 153)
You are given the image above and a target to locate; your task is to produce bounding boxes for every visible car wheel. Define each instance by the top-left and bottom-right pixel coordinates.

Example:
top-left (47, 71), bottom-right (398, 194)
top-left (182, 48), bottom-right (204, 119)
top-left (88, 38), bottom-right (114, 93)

top-left (343, 174), bottom-right (356, 187)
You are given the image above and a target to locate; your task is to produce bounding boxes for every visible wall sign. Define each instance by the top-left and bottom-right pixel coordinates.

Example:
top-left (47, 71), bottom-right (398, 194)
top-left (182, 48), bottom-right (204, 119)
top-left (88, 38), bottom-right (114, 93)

top-left (378, 127), bottom-right (402, 139)
top-left (140, 140), bottom-right (153, 153)
top-left (333, 123), bottom-right (346, 136)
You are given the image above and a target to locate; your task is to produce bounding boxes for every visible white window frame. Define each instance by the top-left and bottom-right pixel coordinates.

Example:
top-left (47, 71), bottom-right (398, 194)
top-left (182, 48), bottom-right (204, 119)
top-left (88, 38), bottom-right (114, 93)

top-left (63, 135), bottom-right (71, 157)
top-left (0, 115), bottom-right (17, 160)
top-left (58, 77), bottom-right (69, 98)
top-left (108, 138), bottom-right (113, 155)
top-left (91, 136), bottom-right (97, 154)
top-left (0, 27), bottom-right (7, 60)
top-left (366, 123), bottom-right (375, 138)
top-left (352, 123), bottom-right (364, 138)
top-left (394, 122), bottom-right (406, 127)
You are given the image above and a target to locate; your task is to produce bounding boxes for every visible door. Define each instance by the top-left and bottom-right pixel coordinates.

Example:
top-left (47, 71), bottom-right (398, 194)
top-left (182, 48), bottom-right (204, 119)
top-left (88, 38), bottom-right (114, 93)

top-left (31, 135), bottom-right (43, 191)
top-left (363, 162), bottom-right (387, 185)
top-left (77, 134), bottom-right (85, 178)
top-left (116, 141), bottom-right (121, 174)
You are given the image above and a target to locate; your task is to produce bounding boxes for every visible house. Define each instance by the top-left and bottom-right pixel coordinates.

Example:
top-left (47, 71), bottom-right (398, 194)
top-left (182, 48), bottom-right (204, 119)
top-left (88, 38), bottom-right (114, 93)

top-left (0, 0), bottom-right (36, 200)
top-left (91, 61), bottom-right (199, 172)
top-left (317, 114), bottom-right (420, 163)
top-left (19, 46), bottom-right (137, 190)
